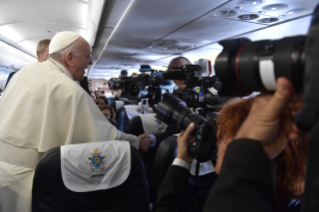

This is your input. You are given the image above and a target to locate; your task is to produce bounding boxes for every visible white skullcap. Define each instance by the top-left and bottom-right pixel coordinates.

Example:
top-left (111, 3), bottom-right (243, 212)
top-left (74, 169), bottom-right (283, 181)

top-left (49, 31), bottom-right (81, 54)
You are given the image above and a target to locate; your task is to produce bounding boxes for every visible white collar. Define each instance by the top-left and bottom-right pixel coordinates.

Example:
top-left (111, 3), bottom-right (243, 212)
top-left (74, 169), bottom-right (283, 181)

top-left (48, 58), bottom-right (74, 80)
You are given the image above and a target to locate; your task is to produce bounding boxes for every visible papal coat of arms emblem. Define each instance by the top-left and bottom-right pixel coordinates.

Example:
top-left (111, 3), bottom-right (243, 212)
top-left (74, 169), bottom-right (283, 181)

top-left (88, 149), bottom-right (105, 171)
top-left (156, 118), bottom-right (162, 125)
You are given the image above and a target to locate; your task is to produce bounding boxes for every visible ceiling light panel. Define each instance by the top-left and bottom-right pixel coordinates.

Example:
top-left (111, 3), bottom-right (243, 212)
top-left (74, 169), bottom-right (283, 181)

top-left (0, 23), bottom-right (86, 54)
top-left (0, 0), bottom-right (89, 64)
top-left (238, 0), bottom-right (264, 7)
top-left (218, 0), bottom-right (317, 19)
top-left (0, 0), bottom-right (87, 30)
top-left (262, 4), bottom-right (288, 11)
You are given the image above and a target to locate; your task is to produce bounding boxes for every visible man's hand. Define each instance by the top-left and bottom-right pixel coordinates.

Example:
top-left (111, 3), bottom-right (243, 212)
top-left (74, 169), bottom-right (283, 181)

top-left (235, 77), bottom-right (304, 159)
top-left (138, 134), bottom-right (154, 153)
top-left (177, 123), bottom-right (195, 164)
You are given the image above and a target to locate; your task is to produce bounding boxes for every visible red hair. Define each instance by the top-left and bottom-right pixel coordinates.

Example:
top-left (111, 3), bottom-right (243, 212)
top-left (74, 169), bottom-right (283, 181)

top-left (216, 97), bottom-right (308, 200)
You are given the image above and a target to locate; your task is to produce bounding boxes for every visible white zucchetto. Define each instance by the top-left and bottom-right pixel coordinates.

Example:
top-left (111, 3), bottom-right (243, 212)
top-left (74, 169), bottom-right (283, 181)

top-left (49, 31), bottom-right (81, 54)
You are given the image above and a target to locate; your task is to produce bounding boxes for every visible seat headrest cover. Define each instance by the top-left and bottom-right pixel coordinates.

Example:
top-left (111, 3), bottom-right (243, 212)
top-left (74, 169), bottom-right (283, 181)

top-left (124, 105), bottom-right (152, 119)
top-left (61, 140), bottom-right (131, 192)
top-left (115, 100), bottom-right (124, 110)
top-left (139, 114), bottom-right (168, 134)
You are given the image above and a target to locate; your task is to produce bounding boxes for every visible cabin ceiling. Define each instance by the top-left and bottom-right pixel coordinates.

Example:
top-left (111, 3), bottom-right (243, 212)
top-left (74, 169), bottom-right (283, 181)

top-left (90, 0), bottom-right (318, 78)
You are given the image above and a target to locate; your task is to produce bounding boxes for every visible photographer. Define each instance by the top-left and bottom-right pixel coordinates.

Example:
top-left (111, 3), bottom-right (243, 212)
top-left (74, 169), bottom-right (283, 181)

top-left (115, 70), bottom-right (129, 100)
top-left (153, 78), bottom-right (305, 212)
top-left (167, 57), bottom-right (191, 90)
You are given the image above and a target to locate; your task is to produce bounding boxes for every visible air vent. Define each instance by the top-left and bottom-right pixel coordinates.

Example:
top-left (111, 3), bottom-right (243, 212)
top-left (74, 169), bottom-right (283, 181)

top-left (215, 10), bottom-right (237, 17)
top-left (238, 14), bottom-right (259, 20)
top-left (258, 18), bottom-right (279, 23)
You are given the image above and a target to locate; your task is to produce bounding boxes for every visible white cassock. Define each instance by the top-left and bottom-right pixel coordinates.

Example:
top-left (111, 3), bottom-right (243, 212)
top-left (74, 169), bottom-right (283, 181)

top-left (0, 58), bottom-right (139, 212)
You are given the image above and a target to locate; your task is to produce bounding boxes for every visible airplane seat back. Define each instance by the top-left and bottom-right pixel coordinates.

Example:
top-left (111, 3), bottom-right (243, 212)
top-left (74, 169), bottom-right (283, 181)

top-left (125, 116), bottom-right (144, 136)
top-left (107, 97), bottom-right (115, 105)
top-left (152, 136), bottom-right (218, 210)
top-left (116, 105), bottom-right (143, 132)
top-left (116, 106), bottom-right (129, 131)
top-left (32, 145), bottom-right (150, 212)
top-left (110, 100), bottom-right (125, 115)
top-left (126, 114), bottom-right (168, 135)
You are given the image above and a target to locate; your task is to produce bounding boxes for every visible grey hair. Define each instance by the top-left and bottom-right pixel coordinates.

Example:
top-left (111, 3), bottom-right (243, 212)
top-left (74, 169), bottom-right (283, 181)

top-left (37, 39), bottom-right (51, 54)
top-left (48, 41), bottom-right (79, 60)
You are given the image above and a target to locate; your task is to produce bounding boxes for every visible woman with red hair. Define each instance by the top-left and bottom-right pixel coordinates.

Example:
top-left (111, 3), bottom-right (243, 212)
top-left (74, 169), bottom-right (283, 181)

top-left (215, 97), bottom-right (308, 203)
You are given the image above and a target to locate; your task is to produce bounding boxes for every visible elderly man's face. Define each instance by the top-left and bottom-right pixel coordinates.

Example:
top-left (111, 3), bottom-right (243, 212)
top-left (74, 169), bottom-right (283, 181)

top-left (37, 46), bottom-right (49, 62)
top-left (71, 38), bottom-right (93, 81)
top-left (168, 58), bottom-right (191, 90)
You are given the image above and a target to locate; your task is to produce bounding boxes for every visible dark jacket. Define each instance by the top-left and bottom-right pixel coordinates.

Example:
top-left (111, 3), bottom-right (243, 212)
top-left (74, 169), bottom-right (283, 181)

top-left (153, 139), bottom-right (278, 212)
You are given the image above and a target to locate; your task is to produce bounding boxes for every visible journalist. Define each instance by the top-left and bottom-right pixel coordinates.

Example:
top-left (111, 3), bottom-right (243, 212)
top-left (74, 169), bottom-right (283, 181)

top-left (167, 57), bottom-right (192, 90)
top-left (153, 77), bottom-right (305, 212)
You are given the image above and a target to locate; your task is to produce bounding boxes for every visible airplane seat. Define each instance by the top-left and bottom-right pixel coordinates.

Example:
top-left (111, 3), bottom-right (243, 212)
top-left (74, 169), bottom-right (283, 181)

top-left (152, 136), bottom-right (218, 210)
top-left (110, 100), bottom-right (125, 114)
top-left (110, 101), bottom-right (116, 112)
top-left (116, 106), bottom-right (129, 131)
top-left (125, 116), bottom-right (144, 136)
top-left (32, 142), bottom-right (150, 212)
top-left (107, 97), bottom-right (115, 105)
top-left (125, 114), bottom-right (168, 136)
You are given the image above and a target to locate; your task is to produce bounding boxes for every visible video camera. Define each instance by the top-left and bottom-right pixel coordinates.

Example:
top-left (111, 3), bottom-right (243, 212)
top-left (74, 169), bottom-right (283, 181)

top-left (163, 59), bottom-right (231, 111)
top-left (108, 77), bottom-right (120, 90)
top-left (119, 65), bottom-right (173, 104)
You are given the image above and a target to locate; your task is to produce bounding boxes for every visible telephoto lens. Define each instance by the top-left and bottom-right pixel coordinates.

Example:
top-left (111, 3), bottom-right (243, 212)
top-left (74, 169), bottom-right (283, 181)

top-left (156, 93), bottom-right (217, 162)
top-left (215, 36), bottom-right (305, 96)
top-left (156, 93), bottom-right (206, 132)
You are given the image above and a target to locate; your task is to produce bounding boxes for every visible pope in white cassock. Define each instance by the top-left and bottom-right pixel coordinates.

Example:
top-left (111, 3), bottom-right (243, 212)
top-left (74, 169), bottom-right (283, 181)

top-left (0, 31), bottom-right (153, 212)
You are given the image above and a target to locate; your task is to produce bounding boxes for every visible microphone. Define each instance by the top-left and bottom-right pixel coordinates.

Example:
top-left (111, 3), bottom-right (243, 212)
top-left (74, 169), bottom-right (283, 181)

top-left (162, 71), bottom-right (187, 80)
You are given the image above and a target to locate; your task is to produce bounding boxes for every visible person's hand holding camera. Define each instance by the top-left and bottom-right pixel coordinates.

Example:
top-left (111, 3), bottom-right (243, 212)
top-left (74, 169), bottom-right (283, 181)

top-left (235, 77), bottom-right (304, 159)
top-left (176, 123), bottom-right (196, 164)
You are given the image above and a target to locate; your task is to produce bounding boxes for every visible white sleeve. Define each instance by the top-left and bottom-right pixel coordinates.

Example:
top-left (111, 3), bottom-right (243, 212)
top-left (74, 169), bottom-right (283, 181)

top-left (116, 130), bottom-right (139, 149)
top-left (172, 158), bottom-right (190, 170)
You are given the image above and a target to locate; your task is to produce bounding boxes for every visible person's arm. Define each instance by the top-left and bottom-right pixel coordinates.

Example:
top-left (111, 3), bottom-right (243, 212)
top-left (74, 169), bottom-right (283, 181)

top-left (152, 124), bottom-right (195, 212)
top-left (152, 165), bottom-right (189, 212)
top-left (204, 139), bottom-right (277, 212)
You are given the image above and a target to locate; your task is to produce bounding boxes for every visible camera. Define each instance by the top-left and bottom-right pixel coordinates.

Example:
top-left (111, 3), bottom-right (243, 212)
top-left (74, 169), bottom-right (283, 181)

top-left (108, 77), bottom-right (120, 90)
top-left (156, 93), bottom-right (217, 162)
top-left (163, 59), bottom-right (230, 111)
top-left (119, 65), bottom-right (173, 104)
